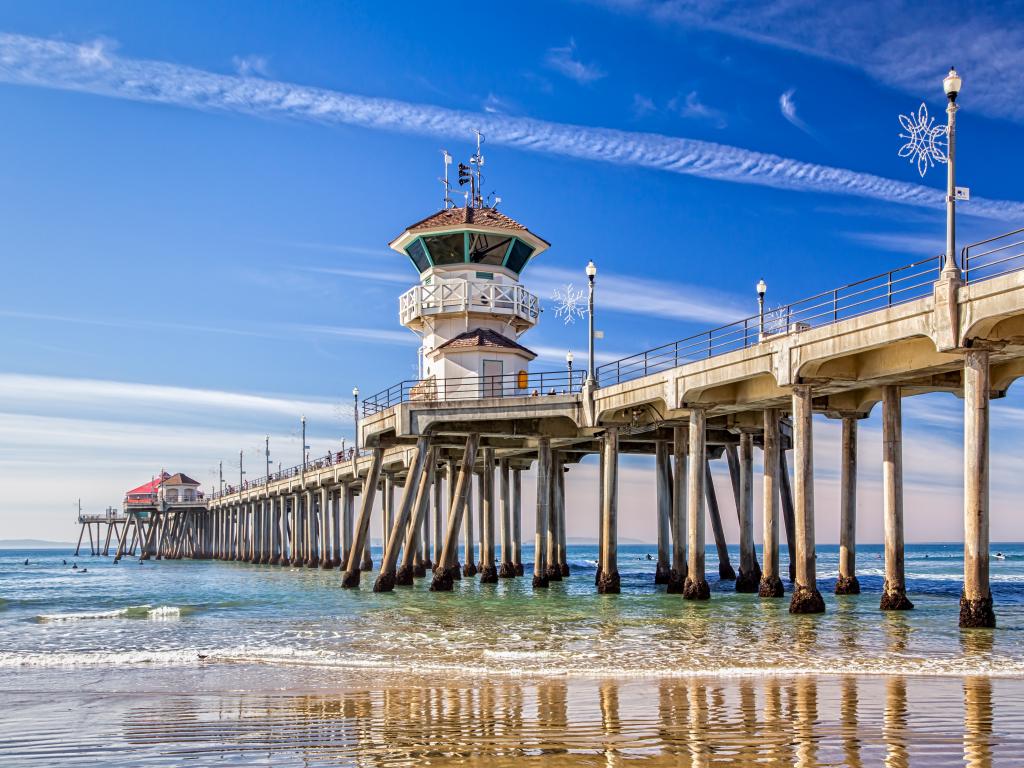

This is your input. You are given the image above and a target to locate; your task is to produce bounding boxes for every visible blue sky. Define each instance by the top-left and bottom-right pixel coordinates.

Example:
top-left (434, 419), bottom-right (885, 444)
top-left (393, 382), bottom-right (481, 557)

top-left (2, 0), bottom-right (1024, 543)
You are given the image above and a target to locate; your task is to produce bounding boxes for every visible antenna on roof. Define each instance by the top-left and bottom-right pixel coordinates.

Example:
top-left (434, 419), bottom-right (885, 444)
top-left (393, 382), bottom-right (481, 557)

top-left (439, 149), bottom-right (453, 210)
top-left (470, 130), bottom-right (485, 208)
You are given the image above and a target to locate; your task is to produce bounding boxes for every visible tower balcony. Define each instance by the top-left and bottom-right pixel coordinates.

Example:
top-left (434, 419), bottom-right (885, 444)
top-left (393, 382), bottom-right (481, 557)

top-left (399, 278), bottom-right (540, 332)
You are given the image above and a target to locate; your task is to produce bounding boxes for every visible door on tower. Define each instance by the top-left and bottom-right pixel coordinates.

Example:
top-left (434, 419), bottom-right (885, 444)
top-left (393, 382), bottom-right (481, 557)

top-left (481, 359), bottom-right (503, 398)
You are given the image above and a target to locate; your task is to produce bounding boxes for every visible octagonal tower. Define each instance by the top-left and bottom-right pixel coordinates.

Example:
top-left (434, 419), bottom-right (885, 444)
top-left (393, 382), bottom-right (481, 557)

top-left (389, 205), bottom-right (550, 398)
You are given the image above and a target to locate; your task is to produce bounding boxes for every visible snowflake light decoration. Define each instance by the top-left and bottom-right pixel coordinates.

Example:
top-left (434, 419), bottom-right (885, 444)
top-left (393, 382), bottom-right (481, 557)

top-left (552, 283), bottom-right (587, 325)
top-left (898, 102), bottom-right (947, 177)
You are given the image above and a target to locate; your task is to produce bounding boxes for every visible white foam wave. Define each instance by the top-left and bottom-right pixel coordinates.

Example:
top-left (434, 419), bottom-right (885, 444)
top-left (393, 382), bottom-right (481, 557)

top-left (36, 604), bottom-right (184, 622)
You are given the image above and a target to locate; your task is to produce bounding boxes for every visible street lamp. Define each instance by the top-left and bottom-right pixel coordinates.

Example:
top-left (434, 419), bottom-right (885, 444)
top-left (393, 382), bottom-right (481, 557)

top-left (300, 415), bottom-right (307, 470)
top-left (586, 260), bottom-right (597, 385)
top-left (265, 435), bottom-right (270, 480)
top-left (566, 350), bottom-right (574, 391)
top-left (943, 66), bottom-right (962, 276)
top-left (352, 387), bottom-right (360, 450)
top-left (757, 278), bottom-right (767, 338)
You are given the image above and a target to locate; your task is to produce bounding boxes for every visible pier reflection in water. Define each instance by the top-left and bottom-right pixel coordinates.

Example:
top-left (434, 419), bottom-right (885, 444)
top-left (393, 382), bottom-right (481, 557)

top-left (108, 671), bottom-right (1019, 767)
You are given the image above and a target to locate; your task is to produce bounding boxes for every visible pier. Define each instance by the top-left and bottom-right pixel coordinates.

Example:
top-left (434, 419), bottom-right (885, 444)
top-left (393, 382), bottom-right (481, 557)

top-left (186, 181), bottom-right (1024, 631)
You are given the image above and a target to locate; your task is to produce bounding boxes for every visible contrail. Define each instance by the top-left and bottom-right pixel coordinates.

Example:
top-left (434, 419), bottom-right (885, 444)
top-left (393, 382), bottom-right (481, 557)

top-left (1, 32), bottom-right (1021, 221)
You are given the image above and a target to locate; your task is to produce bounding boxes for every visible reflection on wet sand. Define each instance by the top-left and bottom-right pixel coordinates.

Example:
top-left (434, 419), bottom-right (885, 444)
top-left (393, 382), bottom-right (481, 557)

top-left (112, 671), bottom-right (1015, 767)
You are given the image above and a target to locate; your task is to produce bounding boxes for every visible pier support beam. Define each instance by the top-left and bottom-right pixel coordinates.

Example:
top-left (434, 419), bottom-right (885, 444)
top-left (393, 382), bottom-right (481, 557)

top-left (668, 426), bottom-right (687, 593)
top-left (655, 440), bottom-right (672, 585)
top-left (880, 386), bottom-right (912, 610)
top-left (557, 461), bottom-right (569, 577)
top-left (961, 349), bottom-right (996, 628)
top-left (330, 489), bottom-right (341, 568)
top-left (789, 385), bottom-right (825, 614)
top-left (305, 490), bottom-right (318, 569)
top-left (277, 496), bottom-right (290, 566)
top-left (705, 459), bottom-right (736, 580)
top-left (341, 447), bottom-right (384, 588)
top-left (396, 444), bottom-right (435, 587)
top-left (290, 493), bottom-right (303, 567)
top-left (684, 409), bottom-right (709, 600)
top-left (759, 409), bottom-right (784, 597)
top-left (319, 488), bottom-right (331, 568)
top-left (480, 448), bottom-right (498, 583)
top-left (433, 464), bottom-right (444, 566)
top-left (342, 484), bottom-right (355, 566)
top-left (533, 436), bottom-right (552, 589)
top-left (498, 459), bottom-right (515, 578)
top-left (463, 474), bottom-right (477, 577)
top-left (597, 428), bottom-right (619, 593)
top-left (780, 448), bottom-right (798, 583)
top-left (431, 434), bottom-right (479, 591)
top-left (512, 468), bottom-right (524, 576)
top-left (835, 417), bottom-right (861, 594)
top-left (546, 452), bottom-right (562, 581)
top-left (421, 466), bottom-right (433, 571)
top-left (735, 432), bottom-right (759, 592)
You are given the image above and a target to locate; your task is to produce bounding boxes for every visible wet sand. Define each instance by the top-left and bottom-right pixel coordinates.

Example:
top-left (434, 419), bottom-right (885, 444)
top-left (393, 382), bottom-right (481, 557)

top-left (2, 665), bottom-right (1022, 765)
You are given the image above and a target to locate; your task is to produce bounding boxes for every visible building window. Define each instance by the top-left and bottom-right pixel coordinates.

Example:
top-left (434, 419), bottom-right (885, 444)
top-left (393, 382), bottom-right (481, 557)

top-left (422, 233), bottom-right (465, 265)
top-left (406, 239), bottom-right (431, 272)
top-left (504, 239), bottom-right (535, 273)
top-left (475, 272), bottom-right (494, 280)
top-left (469, 233), bottom-right (512, 265)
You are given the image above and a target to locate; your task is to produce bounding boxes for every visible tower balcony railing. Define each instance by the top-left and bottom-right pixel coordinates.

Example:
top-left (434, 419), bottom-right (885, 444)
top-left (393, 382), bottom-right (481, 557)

top-left (362, 369), bottom-right (585, 416)
top-left (399, 279), bottom-right (540, 326)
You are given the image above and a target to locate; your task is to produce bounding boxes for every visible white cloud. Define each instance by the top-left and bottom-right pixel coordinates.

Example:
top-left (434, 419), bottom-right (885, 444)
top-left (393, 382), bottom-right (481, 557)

top-left (544, 39), bottom-right (605, 84)
top-left (843, 230), bottom-right (944, 256)
top-left (631, 93), bottom-right (656, 118)
top-left (779, 88), bottom-right (813, 136)
top-left (670, 90), bottom-right (727, 128)
top-left (0, 32), bottom-right (1022, 220)
top-left (531, 265), bottom-right (748, 324)
top-left (596, 0), bottom-right (1024, 124)
top-left (232, 54), bottom-right (269, 77)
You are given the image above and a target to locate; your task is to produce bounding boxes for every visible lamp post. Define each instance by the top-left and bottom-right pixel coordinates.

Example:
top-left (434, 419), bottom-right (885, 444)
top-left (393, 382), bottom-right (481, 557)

top-left (239, 449), bottom-right (245, 490)
top-left (757, 278), bottom-right (767, 338)
top-left (566, 350), bottom-right (574, 391)
top-left (942, 66), bottom-right (962, 277)
top-left (586, 260), bottom-right (597, 386)
top-left (300, 415), bottom-right (307, 472)
top-left (265, 435), bottom-right (271, 480)
top-left (352, 387), bottom-right (360, 450)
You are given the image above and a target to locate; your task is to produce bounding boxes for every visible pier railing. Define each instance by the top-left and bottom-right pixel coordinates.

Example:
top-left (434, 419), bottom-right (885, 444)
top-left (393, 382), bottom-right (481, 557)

top-left (362, 369), bottom-right (585, 416)
top-left (209, 448), bottom-right (374, 500)
top-left (963, 227), bottom-right (1024, 284)
top-left (399, 279), bottom-right (540, 327)
top-left (596, 255), bottom-right (944, 387)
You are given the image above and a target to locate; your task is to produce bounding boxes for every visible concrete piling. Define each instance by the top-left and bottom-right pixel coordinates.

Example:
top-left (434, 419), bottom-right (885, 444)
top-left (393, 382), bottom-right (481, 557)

top-left (668, 426), bottom-right (687, 593)
top-left (789, 385), bottom-right (825, 614)
top-left (375, 437), bottom-right (429, 591)
top-left (705, 459), bottom-right (736, 581)
top-left (341, 446), bottom-right (384, 588)
top-left (735, 432), bottom-right (759, 592)
top-left (881, 386), bottom-right (913, 611)
top-left (655, 440), bottom-right (672, 585)
top-left (431, 434), bottom-right (479, 591)
top-left (479, 447), bottom-right (498, 583)
top-left (759, 409), bottom-right (784, 598)
top-left (684, 409), bottom-right (709, 600)
top-left (961, 349), bottom-right (996, 628)
top-left (597, 427), bottom-right (620, 594)
top-left (533, 436), bottom-right (552, 589)
top-left (835, 417), bottom-right (860, 595)
top-left (498, 459), bottom-right (515, 578)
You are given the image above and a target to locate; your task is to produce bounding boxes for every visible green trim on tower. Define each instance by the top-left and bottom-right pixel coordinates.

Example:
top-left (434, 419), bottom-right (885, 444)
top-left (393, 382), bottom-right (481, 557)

top-left (418, 236), bottom-right (435, 267)
top-left (464, 232), bottom-right (470, 263)
top-left (500, 237), bottom-right (517, 268)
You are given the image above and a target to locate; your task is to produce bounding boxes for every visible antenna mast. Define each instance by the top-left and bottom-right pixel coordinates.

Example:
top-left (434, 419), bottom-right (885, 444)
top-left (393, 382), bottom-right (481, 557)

top-left (470, 130), bottom-right (485, 208)
top-left (440, 149), bottom-right (453, 209)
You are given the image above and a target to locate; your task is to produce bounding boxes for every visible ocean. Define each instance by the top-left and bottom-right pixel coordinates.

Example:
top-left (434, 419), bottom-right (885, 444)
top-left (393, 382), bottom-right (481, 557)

top-left (1, 542), bottom-right (1022, 765)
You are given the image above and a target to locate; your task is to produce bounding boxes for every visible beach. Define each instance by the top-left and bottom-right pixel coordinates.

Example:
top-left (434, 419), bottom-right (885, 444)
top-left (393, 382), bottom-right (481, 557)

top-left (2, 544), bottom-right (1022, 765)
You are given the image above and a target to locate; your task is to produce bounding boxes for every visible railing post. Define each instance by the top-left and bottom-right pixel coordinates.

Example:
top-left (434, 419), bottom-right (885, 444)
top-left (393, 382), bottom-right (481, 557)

top-left (833, 288), bottom-right (838, 322)
top-left (888, 271), bottom-right (893, 306)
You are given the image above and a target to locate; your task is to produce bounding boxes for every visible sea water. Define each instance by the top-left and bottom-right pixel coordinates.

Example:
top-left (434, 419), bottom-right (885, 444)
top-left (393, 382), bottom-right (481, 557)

top-left (1, 543), bottom-right (1022, 765)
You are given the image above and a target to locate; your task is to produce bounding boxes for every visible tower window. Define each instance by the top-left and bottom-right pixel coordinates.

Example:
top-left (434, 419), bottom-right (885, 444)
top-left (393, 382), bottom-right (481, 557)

top-left (423, 233), bottom-right (465, 265)
top-left (469, 233), bottom-right (512, 266)
top-left (406, 239), bottom-right (431, 272)
top-left (504, 239), bottom-right (535, 273)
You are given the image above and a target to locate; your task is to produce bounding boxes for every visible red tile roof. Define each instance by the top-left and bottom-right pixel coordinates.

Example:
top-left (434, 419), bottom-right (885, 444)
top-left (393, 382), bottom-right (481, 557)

top-left (401, 207), bottom-right (550, 246)
top-left (436, 328), bottom-right (536, 358)
top-left (164, 473), bottom-right (200, 486)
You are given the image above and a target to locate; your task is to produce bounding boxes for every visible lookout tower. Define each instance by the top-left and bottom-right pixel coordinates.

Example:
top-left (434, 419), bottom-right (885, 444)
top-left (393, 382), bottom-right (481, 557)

top-left (389, 142), bottom-right (549, 398)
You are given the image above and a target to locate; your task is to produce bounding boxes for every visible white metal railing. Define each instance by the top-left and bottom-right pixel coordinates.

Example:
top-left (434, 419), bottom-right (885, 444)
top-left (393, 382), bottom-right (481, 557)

top-left (399, 279), bottom-right (540, 325)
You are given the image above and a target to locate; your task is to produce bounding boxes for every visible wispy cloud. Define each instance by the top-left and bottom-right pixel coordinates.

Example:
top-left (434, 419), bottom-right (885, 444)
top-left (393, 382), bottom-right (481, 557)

top-left (670, 90), bottom-right (727, 128)
top-left (631, 93), bottom-right (656, 119)
top-left (300, 265), bottom-right (409, 284)
top-left (544, 38), bottom-right (605, 84)
top-left (0, 373), bottom-right (342, 422)
top-left (595, 0), bottom-right (1024, 124)
top-left (232, 54), bottom-right (269, 77)
top-left (0, 307), bottom-right (279, 339)
top-left (295, 324), bottom-right (417, 345)
top-left (779, 88), bottom-right (814, 136)
top-left (0, 32), bottom-right (1022, 220)
top-left (844, 230), bottom-right (944, 256)
top-left (531, 265), bottom-right (747, 324)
